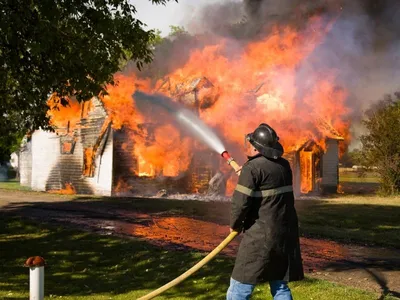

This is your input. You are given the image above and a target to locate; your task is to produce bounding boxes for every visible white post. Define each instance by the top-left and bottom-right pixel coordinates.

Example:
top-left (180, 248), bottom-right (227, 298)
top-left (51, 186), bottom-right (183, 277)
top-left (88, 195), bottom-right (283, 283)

top-left (29, 266), bottom-right (44, 300)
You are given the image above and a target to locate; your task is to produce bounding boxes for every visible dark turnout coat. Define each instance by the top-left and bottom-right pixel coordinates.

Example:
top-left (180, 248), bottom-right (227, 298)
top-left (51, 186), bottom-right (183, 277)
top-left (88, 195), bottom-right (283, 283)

top-left (230, 154), bottom-right (304, 284)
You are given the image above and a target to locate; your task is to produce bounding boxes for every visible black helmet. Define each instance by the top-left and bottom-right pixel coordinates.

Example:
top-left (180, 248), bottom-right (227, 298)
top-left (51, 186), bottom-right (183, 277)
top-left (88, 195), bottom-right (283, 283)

top-left (246, 123), bottom-right (284, 159)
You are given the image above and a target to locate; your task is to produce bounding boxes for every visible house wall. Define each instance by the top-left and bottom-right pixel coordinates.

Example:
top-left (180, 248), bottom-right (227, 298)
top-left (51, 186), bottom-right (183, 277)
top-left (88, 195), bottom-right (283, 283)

top-left (29, 128), bottom-right (113, 195)
top-left (112, 128), bottom-right (138, 194)
top-left (19, 138), bottom-right (32, 187)
top-left (26, 98), bottom-right (113, 196)
top-left (321, 138), bottom-right (339, 193)
top-left (111, 127), bottom-right (192, 196)
top-left (31, 130), bottom-right (62, 191)
top-left (285, 152), bottom-right (301, 198)
top-left (85, 129), bottom-right (113, 196)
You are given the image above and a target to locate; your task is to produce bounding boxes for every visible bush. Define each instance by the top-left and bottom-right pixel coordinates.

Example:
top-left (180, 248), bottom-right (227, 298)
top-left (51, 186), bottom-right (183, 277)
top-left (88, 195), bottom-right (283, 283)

top-left (360, 92), bottom-right (400, 195)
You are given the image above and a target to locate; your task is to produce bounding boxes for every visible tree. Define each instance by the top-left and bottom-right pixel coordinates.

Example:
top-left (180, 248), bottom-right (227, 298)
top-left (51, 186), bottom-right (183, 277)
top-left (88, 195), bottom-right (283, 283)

top-left (360, 92), bottom-right (400, 195)
top-left (168, 25), bottom-right (189, 37)
top-left (340, 148), bottom-right (364, 167)
top-left (0, 0), bottom-right (176, 161)
top-left (149, 29), bottom-right (164, 47)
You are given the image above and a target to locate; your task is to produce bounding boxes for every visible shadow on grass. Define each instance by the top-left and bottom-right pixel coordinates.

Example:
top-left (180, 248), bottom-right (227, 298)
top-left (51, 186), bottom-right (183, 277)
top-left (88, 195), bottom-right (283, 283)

top-left (322, 260), bottom-right (400, 300)
top-left (1, 195), bottom-right (400, 299)
top-left (3, 195), bottom-right (232, 226)
top-left (339, 182), bottom-right (380, 195)
top-left (295, 199), bottom-right (400, 248)
top-left (0, 214), bottom-right (234, 299)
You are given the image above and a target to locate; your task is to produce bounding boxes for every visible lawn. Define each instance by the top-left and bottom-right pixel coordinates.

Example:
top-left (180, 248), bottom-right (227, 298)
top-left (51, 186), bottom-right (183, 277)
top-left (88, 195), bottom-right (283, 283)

top-left (339, 171), bottom-right (380, 183)
top-left (0, 215), bottom-right (395, 300)
top-left (0, 179), bottom-right (31, 191)
top-left (338, 171), bottom-right (381, 194)
top-left (295, 196), bottom-right (400, 248)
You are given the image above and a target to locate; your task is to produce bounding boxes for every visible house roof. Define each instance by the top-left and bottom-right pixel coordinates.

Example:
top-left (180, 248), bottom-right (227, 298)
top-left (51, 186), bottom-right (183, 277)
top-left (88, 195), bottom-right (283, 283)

top-left (156, 76), bottom-right (214, 96)
top-left (314, 116), bottom-right (344, 140)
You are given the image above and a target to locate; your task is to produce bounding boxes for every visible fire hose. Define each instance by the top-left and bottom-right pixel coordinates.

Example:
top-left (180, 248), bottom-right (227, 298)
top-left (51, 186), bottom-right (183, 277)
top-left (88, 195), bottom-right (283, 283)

top-left (137, 151), bottom-right (241, 300)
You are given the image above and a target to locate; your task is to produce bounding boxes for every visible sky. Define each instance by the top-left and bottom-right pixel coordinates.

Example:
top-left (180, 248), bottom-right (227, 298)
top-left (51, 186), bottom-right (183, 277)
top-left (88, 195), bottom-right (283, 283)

top-left (129, 0), bottom-right (222, 35)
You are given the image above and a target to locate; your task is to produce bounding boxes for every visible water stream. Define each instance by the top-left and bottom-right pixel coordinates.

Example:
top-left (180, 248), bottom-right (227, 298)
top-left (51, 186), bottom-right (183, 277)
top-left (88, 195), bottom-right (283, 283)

top-left (133, 91), bottom-right (226, 154)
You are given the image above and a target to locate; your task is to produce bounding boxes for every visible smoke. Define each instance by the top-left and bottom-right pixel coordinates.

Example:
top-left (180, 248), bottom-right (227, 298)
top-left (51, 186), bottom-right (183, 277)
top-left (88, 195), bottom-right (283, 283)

top-left (180, 0), bottom-right (400, 147)
top-left (127, 0), bottom-right (399, 150)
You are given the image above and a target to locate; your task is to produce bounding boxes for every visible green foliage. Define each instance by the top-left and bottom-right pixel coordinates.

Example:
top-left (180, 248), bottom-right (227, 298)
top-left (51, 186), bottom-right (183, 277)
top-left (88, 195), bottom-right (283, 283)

top-left (150, 29), bottom-right (164, 46)
top-left (0, 131), bottom-right (24, 163)
top-left (0, 0), bottom-right (176, 161)
top-left (168, 25), bottom-right (189, 37)
top-left (340, 149), bottom-right (364, 167)
top-left (360, 92), bottom-right (400, 195)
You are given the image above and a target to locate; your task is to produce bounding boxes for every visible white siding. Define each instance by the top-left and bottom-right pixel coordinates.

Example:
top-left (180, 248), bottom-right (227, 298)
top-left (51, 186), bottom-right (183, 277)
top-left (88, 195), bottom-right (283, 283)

top-left (29, 129), bottom-right (113, 196)
top-left (322, 139), bottom-right (339, 188)
top-left (31, 131), bottom-right (60, 191)
top-left (86, 130), bottom-right (113, 196)
top-left (19, 141), bottom-right (32, 186)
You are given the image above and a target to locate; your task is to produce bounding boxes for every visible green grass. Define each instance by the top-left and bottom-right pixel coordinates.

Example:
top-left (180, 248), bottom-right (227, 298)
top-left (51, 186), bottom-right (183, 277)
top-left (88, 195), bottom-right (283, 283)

top-left (340, 175), bottom-right (380, 183)
top-left (296, 196), bottom-right (400, 248)
top-left (0, 179), bottom-right (31, 191)
top-left (339, 171), bottom-right (380, 182)
top-left (0, 215), bottom-right (395, 300)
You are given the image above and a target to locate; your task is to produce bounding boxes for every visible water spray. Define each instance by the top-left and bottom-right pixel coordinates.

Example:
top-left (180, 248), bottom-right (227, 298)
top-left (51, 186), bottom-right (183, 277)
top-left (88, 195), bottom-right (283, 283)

top-left (133, 91), bottom-right (225, 154)
top-left (133, 91), bottom-right (242, 175)
top-left (133, 90), bottom-right (241, 300)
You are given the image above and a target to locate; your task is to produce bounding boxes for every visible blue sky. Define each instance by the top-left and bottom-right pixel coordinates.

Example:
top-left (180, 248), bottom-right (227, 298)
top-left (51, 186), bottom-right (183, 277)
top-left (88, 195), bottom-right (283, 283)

top-left (129, 0), bottom-right (222, 35)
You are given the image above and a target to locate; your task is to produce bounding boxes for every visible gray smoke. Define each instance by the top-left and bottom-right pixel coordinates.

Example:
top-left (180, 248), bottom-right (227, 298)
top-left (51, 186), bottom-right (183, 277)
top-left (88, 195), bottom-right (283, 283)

top-left (181, 0), bottom-right (400, 147)
top-left (127, 0), bottom-right (399, 150)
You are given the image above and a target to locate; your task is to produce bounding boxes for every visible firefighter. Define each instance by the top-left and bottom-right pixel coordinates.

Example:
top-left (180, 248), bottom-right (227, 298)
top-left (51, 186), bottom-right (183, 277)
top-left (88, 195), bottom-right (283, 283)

top-left (226, 123), bottom-right (304, 300)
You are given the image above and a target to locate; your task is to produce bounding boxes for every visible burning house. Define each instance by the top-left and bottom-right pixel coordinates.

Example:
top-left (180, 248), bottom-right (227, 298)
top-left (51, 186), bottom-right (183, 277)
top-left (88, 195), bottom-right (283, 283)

top-left (19, 17), bottom-right (350, 197)
top-left (19, 76), bottom-right (344, 198)
top-left (18, 81), bottom-right (224, 196)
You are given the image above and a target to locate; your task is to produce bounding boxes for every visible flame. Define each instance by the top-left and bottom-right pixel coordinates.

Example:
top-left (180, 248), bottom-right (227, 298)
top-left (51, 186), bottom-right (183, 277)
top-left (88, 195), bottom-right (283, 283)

top-left (159, 18), bottom-right (350, 154)
top-left (46, 14), bottom-right (351, 195)
top-left (300, 151), bottom-right (314, 193)
top-left (83, 147), bottom-right (94, 177)
top-left (47, 94), bottom-right (82, 135)
top-left (48, 182), bottom-right (76, 195)
top-left (101, 75), bottom-right (194, 178)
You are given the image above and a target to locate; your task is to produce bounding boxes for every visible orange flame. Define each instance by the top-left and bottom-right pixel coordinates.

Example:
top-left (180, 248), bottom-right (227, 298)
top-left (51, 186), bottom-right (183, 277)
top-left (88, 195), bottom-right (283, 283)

top-left (48, 182), bottom-right (76, 195)
top-left (158, 19), bottom-right (350, 154)
top-left (47, 95), bottom-right (82, 135)
top-left (46, 15), bottom-right (351, 195)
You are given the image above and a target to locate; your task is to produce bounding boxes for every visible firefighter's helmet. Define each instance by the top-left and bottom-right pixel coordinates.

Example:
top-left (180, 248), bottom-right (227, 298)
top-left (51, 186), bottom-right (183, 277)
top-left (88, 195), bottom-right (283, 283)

top-left (246, 123), bottom-right (284, 159)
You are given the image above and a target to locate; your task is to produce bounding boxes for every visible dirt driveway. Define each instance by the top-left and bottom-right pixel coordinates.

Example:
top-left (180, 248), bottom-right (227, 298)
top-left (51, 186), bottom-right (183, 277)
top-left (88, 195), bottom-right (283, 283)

top-left (1, 189), bottom-right (399, 298)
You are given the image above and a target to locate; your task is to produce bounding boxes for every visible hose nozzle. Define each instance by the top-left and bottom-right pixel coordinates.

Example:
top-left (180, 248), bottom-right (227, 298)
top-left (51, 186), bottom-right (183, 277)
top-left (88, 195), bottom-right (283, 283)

top-left (221, 151), bottom-right (242, 174)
